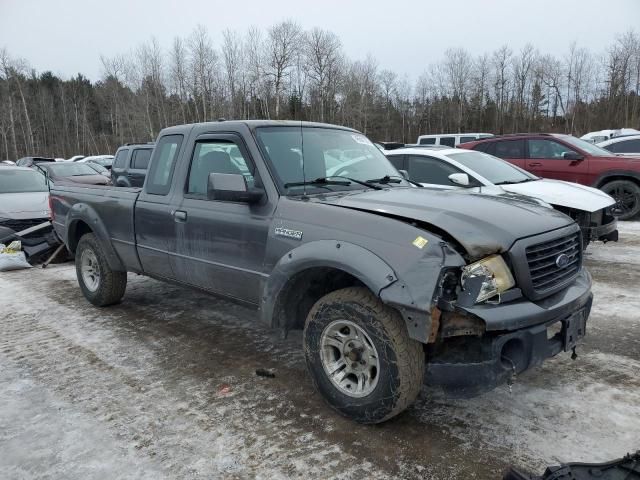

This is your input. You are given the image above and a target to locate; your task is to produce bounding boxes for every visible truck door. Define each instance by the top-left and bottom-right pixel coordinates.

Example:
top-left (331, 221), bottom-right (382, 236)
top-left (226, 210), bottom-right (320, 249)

top-left (492, 139), bottom-right (526, 168)
top-left (170, 133), bottom-right (272, 305)
top-left (134, 134), bottom-right (184, 279)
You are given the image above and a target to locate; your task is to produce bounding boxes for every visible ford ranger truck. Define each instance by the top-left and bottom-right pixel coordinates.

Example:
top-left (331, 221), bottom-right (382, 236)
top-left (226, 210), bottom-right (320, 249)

top-left (50, 121), bottom-right (593, 424)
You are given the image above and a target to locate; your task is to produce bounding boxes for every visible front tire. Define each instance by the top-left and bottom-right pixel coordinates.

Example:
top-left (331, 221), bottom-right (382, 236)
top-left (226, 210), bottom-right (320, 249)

top-left (303, 287), bottom-right (424, 424)
top-left (75, 233), bottom-right (127, 306)
top-left (601, 180), bottom-right (640, 220)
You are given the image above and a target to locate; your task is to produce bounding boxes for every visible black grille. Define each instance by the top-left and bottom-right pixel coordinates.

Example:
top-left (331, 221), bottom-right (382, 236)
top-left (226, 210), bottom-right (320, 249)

top-left (526, 232), bottom-right (581, 292)
top-left (0, 217), bottom-right (49, 233)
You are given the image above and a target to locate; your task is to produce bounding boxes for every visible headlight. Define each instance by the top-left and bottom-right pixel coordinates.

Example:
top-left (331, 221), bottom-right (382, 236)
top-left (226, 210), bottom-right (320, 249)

top-left (461, 254), bottom-right (515, 303)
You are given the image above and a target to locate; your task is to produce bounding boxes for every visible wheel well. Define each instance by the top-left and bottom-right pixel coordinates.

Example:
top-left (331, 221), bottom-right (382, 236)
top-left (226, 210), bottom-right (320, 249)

top-left (68, 220), bottom-right (93, 253)
top-left (597, 175), bottom-right (640, 189)
top-left (272, 267), bottom-right (365, 331)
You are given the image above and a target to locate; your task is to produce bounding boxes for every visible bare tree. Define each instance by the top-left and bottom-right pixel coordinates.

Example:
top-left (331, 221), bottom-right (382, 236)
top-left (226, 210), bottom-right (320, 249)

top-left (265, 20), bottom-right (302, 118)
top-left (304, 28), bottom-right (342, 122)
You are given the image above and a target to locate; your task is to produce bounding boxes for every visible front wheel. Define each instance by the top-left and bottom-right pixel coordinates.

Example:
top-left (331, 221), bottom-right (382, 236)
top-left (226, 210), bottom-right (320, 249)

top-left (75, 233), bottom-right (127, 306)
top-left (601, 180), bottom-right (640, 220)
top-left (303, 287), bottom-right (424, 424)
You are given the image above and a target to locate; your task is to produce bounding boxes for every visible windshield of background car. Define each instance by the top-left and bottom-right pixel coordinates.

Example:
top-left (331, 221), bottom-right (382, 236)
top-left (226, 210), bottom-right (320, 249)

top-left (0, 169), bottom-right (48, 193)
top-left (46, 163), bottom-right (97, 176)
top-left (557, 135), bottom-right (612, 156)
top-left (255, 126), bottom-right (402, 194)
top-left (446, 151), bottom-right (536, 184)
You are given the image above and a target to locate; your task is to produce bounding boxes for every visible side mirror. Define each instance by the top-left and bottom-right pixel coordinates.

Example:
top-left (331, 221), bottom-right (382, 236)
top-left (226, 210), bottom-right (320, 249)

top-left (448, 173), bottom-right (470, 186)
top-left (207, 172), bottom-right (264, 204)
top-left (563, 151), bottom-right (584, 161)
top-left (398, 169), bottom-right (410, 180)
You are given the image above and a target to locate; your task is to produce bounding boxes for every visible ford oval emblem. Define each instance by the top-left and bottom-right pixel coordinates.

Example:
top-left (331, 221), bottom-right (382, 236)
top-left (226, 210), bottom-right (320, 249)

top-left (555, 253), bottom-right (570, 269)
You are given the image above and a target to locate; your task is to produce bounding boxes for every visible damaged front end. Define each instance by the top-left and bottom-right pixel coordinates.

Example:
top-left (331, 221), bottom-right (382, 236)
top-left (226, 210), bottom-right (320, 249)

top-left (0, 218), bottom-right (60, 262)
top-left (423, 223), bottom-right (593, 397)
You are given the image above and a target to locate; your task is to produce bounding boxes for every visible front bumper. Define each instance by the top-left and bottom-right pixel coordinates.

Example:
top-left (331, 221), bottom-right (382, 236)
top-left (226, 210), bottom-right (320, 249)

top-left (0, 221), bottom-right (60, 260)
top-left (425, 268), bottom-right (593, 397)
top-left (584, 217), bottom-right (618, 243)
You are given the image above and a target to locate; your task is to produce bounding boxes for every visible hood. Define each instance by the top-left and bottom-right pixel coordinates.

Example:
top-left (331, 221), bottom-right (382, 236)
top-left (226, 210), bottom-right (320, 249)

top-left (58, 175), bottom-right (110, 185)
top-left (500, 179), bottom-right (615, 213)
top-left (0, 191), bottom-right (50, 219)
top-left (316, 187), bottom-right (574, 259)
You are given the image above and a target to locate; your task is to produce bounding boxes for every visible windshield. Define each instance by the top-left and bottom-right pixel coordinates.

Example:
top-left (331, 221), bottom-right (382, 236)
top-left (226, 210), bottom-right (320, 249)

top-left (255, 127), bottom-right (402, 193)
top-left (0, 169), bottom-right (48, 193)
top-left (45, 163), bottom-right (97, 176)
top-left (86, 162), bottom-right (108, 173)
top-left (556, 135), bottom-right (612, 156)
top-left (446, 151), bottom-right (537, 184)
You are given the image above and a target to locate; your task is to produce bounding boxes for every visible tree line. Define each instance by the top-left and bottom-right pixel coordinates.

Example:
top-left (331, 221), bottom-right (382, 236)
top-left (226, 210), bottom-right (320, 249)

top-left (1, 22), bottom-right (639, 159)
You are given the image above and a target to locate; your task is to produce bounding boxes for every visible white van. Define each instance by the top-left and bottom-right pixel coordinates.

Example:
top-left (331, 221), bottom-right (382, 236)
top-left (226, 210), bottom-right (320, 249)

top-left (416, 133), bottom-right (493, 147)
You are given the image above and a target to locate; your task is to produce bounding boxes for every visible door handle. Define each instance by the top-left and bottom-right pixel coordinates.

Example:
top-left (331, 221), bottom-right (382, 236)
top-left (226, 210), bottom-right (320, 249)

top-left (173, 210), bottom-right (187, 222)
top-left (528, 162), bottom-right (542, 167)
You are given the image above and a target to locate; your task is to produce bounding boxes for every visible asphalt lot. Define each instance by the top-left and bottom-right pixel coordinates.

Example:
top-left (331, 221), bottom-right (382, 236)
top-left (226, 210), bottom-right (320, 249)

top-left (1, 222), bottom-right (639, 479)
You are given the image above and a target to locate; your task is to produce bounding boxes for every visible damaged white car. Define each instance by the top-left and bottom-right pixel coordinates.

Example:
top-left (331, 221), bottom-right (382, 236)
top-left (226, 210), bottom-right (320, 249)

top-left (385, 146), bottom-right (618, 248)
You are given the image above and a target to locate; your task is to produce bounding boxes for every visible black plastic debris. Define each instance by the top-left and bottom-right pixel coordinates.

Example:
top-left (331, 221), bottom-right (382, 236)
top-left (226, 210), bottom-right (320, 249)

top-left (503, 451), bottom-right (640, 480)
top-left (255, 368), bottom-right (276, 378)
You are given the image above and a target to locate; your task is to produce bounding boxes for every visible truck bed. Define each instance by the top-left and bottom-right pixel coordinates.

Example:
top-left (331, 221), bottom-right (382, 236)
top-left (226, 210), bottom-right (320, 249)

top-left (50, 183), bottom-right (141, 270)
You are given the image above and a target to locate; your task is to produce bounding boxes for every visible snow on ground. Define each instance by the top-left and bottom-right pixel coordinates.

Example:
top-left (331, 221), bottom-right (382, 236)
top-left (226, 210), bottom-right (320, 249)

top-left (1, 221), bottom-right (639, 479)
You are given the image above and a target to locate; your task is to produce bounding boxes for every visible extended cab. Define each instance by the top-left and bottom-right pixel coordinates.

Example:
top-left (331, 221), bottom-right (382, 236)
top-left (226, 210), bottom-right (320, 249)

top-left (460, 133), bottom-right (640, 220)
top-left (50, 121), bottom-right (593, 423)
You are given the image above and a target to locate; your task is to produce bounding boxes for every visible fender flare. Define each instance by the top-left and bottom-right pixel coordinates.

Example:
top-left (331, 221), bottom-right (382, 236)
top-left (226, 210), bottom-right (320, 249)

top-left (260, 240), bottom-right (397, 328)
top-left (592, 170), bottom-right (640, 188)
top-left (66, 203), bottom-right (126, 271)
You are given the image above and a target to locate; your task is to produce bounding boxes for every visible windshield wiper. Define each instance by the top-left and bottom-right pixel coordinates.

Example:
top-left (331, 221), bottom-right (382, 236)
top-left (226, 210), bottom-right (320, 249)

top-left (366, 174), bottom-right (423, 188)
top-left (494, 178), bottom-right (534, 185)
top-left (284, 176), bottom-right (382, 190)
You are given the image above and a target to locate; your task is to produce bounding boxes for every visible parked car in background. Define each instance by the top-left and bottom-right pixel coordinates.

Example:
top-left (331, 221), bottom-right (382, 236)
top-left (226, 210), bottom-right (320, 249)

top-left (79, 155), bottom-right (114, 170)
top-left (1, 160), bottom-right (16, 165)
top-left (0, 166), bottom-right (59, 260)
top-left (50, 120), bottom-right (593, 423)
top-left (417, 133), bottom-right (493, 147)
top-left (581, 128), bottom-right (640, 144)
top-left (597, 134), bottom-right (640, 157)
top-left (374, 141), bottom-right (406, 152)
top-left (460, 133), bottom-right (640, 220)
top-left (386, 146), bottom-right (618, 248)
top-left (111, 143), bottom-right (154, 187)
top-left (36, 162), bottom-right (111, 186)
top-left (84, 162), bottom-right (111, 178)
top-left (68, 155), bottom-right (85, 162)
top-left (15, 156), bottom-right (57, 168)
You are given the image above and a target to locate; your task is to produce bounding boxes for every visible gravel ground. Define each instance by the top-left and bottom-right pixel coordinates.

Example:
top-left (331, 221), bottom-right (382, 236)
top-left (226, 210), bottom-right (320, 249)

top-left (1, 222), bottom-right (639, 479)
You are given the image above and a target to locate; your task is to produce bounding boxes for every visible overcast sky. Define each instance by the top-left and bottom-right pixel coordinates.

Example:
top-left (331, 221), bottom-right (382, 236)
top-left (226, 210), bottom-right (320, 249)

top-left (1, 0), bottom-right (638, 82)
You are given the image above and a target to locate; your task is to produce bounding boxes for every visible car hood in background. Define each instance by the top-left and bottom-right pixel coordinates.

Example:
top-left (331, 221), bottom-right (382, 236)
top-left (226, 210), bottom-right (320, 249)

top-left (0, 191), bottom-right (50, 219)
top-left (500, 179), bottom-right (615, 213)
top-left (59, 175), bottom-right (110, 185)
top-left (317, 187), bottom-right (574, 259)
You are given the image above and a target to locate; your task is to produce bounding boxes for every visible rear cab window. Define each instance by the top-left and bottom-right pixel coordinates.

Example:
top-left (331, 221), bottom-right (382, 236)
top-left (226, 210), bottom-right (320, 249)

top-left (145, 135), bottom-right (183, 195)
top-left (439, 137), bottom-right (456, 147)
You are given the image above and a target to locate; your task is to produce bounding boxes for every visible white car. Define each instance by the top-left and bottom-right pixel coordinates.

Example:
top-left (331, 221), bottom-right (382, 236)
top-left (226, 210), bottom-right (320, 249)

top-left (597, 134), bottom-right (640, 157)
top-left (581, 129), bottom-right (640, 144)
top-left (385, 146), bottom-right (618, 248)
top-left (416, 133), bottom-right (493, 147)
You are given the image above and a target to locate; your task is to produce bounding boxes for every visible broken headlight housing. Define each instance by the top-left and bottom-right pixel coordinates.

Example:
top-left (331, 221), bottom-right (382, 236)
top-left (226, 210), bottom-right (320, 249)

top-left (461, 254), bottom-right (515, 303)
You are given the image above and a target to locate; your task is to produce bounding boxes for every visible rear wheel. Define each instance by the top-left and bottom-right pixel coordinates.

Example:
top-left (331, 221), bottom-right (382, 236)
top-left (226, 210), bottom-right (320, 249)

top-left (75, 233), bottom-right (127, 306)
top-left (601, 180), bottom-right (640, 220)
top-left (303, 287), bottom-right (424, 424)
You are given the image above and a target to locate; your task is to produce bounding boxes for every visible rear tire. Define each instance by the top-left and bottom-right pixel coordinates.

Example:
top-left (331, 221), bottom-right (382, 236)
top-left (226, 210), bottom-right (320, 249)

top-left (75, 233), bottom-right (127, 306)
top-left (601, 180), bottom-right (640, 220)
top-left (303, 287), bottom-right (424, 424)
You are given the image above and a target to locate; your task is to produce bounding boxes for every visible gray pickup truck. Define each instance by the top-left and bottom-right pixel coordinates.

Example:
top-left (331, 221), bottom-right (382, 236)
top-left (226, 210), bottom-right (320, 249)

top-left (50, 121), bottom-right (593, 423)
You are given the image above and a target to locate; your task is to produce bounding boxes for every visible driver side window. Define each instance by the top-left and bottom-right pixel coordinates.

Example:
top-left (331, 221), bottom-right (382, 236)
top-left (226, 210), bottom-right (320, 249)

top-left (528, 139), bottom-right (577, 159)
top-left (407, 155), bottom-right (462, 185)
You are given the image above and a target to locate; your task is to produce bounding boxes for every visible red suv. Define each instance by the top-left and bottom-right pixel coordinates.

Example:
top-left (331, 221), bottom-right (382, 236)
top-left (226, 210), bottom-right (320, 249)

top-left (460, 133), bottom-right (640, 219)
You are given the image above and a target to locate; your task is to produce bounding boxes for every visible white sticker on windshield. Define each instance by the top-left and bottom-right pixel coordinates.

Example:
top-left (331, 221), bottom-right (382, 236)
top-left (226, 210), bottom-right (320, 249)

top-left (351, 134), bottom-right (372, 145)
